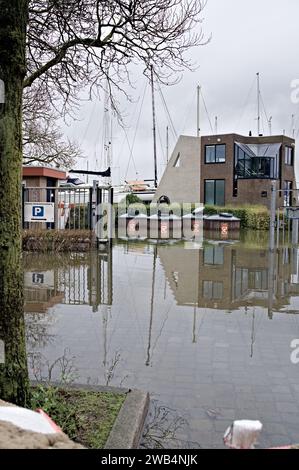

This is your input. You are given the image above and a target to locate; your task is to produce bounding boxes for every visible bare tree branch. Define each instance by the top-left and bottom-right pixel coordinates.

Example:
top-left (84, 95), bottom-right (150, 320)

top-left (23, 85), bottom-right (83, 167)
top-left (25, 0), bottom-right (208, 115)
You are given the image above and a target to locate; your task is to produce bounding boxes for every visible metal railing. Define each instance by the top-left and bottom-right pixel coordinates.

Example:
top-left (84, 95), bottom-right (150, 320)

top-left (22, 184), bottom-right (113, 237)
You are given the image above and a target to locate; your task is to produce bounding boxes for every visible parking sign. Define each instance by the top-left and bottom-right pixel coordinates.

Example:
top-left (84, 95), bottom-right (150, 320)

top-left (24, 202), bottom-right (55, 222)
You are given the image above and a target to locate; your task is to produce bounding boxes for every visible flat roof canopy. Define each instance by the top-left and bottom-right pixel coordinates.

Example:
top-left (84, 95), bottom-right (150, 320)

top-left (22, 166), bottom-right (67, 180)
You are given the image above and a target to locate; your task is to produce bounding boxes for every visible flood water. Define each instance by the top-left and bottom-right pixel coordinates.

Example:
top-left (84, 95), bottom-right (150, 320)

top-left (24, 232), bottom-right (299, 449)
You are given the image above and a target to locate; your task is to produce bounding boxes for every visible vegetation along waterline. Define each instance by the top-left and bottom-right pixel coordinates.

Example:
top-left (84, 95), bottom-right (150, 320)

top-left (204, 205), bottom-right (271, 230)
top-left (30, 385), bottom-right (125, 449)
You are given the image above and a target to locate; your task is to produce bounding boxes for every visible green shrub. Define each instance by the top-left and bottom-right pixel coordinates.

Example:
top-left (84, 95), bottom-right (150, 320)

top-left (204, 204), bottom-right (270, 230)
top-left (66, 205), bottom-right (90, 230)
top-left (124, 193), bottom-right (143, 205)
top-left (22, 229), bottom-right (93, 252)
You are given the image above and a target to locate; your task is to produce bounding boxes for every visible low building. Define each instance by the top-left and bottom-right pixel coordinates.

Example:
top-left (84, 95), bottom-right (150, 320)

top-left (22, 166), bottom-right (67, 189)
top-left (153, 133), bottom-right (296, 208)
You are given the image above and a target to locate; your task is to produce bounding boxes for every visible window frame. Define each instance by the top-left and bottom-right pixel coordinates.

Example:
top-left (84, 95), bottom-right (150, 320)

top-left (204, 179), bottom-right (225, 206)
top-left (204, 144), bottom-right (226, 164)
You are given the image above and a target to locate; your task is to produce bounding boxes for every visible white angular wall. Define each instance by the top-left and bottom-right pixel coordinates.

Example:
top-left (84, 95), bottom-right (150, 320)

top-left (153, 135), bottom-right (201, 204)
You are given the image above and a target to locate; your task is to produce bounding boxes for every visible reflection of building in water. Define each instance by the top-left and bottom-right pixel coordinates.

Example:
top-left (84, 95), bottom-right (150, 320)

top-left (158, 246), bottom-right (200, 307)
top-left (24, 270), bottom-right (64, 313)
top-left (24, 251), bottom-right (113, 314)
top-left (158, 243), bottom-right (299, 313)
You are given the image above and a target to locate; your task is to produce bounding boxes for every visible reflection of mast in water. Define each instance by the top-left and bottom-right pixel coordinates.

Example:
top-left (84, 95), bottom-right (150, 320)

top-left (193, 246), bottom-right (202, 344)
top-left (268, 243), bottom-right (275, 320)
top-left (192, 305), bottom-right (197, 344)
top-left (102, 247), bottom-right (113, 368)
top-left (250, 307), bottom-right (256, 358)
top-left (146, 245), bottom-right (157, 366)
top-left (102, 305), bottom-right (110, 368)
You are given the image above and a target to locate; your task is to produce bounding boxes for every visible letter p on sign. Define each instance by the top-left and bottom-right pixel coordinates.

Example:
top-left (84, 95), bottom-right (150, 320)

top-left (33, 206), bottom-right (44, 218)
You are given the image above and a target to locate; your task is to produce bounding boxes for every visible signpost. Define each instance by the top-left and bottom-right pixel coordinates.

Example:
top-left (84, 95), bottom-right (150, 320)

top-left (24, 202), bottom-right (55, 223)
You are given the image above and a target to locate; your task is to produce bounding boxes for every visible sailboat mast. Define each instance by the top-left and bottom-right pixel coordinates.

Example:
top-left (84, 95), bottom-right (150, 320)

top-left (257, 72), bottom-right (261, 136)
top-left (151, 66), bottom-right (158, 188)
top-left (197, 84), bottom-right (201, 137)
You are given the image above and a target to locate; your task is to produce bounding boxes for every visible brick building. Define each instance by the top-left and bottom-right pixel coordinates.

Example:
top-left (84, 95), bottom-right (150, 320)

top-left (201, 133), bottom-right (296, 208)
top-left (154, 133), bottom-right (296, 208)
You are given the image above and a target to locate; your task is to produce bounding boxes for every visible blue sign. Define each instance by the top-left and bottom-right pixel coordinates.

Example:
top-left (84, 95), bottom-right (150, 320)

top-left (32, 206), bottom-right (45, 218)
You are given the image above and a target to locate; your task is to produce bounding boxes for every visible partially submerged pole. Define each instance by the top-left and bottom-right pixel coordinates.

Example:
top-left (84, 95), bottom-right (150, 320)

top-left (269, 180), bottom-right (276, 252)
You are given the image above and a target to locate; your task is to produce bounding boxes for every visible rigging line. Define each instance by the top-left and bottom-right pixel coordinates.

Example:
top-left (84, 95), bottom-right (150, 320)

top-left (200, 89), bottom-right (214, 134)
top-left (114, 84), bottom-right (146, 169)
top-left (156, 117), bottom-right (166, 165)
top-left (124, 80), bottom-right (148, 180)
top-left (260, 92), bottom-right (269, 124)
top-left (179, 88), bottom-right (197, 136)
top-left (100, 87), bottom-right (109, 171)
top-left (235, 76), bottom-right (256, 130)
top-left (123, 128), bottom-right (139, 180)
top-left (81, 100), bottom-right (97, 146)
top-left (157, 82), bottom-right (178, 139)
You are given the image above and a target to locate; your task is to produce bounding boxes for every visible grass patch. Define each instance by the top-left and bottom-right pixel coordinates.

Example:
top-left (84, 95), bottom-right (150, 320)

top-left (30, 385), bottom-right (125, 448)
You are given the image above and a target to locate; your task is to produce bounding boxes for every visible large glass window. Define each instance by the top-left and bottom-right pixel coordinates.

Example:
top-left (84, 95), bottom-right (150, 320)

top-left (285, 146), bottom-right (293, 166)
top-left (204, 179), bottom-right (225, 206)
top-left (205, 144), bottom-right (226, 163)
top-left (234, 143), bottom-right (280, 179)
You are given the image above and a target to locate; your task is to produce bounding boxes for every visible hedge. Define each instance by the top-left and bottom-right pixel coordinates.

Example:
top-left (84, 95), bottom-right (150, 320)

top-left (204, 204), bottom-right (270, 230)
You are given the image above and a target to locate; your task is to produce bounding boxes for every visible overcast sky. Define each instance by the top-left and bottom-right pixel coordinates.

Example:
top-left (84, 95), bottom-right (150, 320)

top-left (65, 0), bottom-right (299, 185)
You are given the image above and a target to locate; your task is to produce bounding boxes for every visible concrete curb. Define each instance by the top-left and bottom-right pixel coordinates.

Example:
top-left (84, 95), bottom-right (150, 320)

top-left (31, 381), bottom-right (150, 449)
top-left (105, 389), bottom-right (150, 450)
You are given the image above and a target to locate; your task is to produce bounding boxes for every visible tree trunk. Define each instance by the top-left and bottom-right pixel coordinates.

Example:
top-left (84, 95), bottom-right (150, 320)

top-left (0, 1), bottom-right (29, 406)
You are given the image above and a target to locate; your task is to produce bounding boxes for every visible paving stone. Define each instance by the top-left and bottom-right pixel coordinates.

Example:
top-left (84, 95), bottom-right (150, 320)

top-left (276, 401), bottom-right (299, 413)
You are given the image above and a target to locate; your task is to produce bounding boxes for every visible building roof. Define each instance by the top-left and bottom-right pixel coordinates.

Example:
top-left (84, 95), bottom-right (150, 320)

top-left (22, 166), bottom-right (67, 180)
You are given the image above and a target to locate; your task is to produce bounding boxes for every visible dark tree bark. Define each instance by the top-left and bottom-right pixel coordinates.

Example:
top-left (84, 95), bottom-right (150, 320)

top-left (0, 0), bottom-right (30, 405)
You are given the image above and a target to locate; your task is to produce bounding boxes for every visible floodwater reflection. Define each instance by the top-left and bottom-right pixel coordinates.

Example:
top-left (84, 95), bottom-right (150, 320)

top-left (23, 232), bottom-right (299, 448)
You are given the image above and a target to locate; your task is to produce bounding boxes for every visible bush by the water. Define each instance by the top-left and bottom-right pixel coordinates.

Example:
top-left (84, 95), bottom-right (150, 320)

top-left (23, 229), bottom-right (93, 252)
top-left (204, 204), bottom-right (270, 230)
